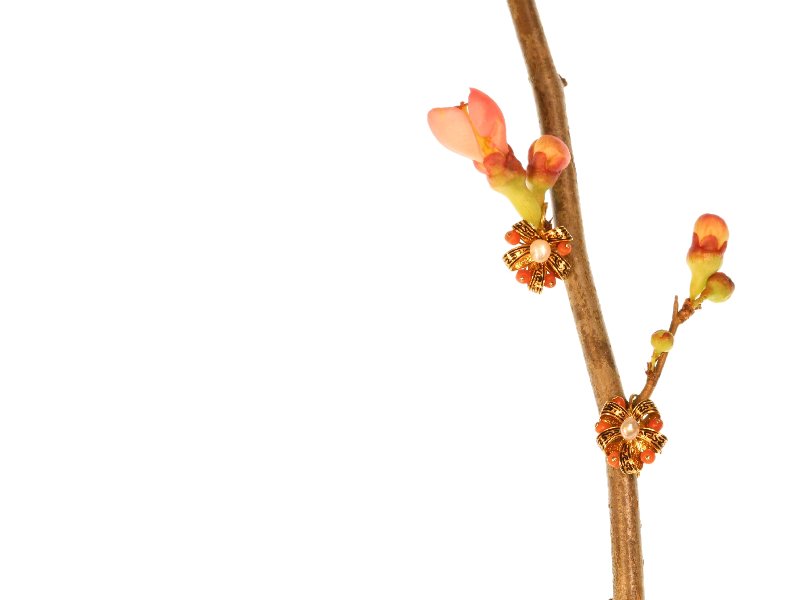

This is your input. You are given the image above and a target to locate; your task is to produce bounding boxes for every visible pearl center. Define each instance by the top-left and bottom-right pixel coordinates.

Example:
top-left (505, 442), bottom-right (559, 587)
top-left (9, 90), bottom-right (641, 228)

top-left (620, 417), bottom-right (640, 441)
top-left (529, 239), bottom-right (551, 263)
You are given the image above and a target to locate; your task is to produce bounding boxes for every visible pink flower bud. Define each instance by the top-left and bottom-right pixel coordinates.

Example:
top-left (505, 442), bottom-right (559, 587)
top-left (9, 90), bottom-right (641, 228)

top-left (428, 89), bottom-right (539, 223)
top-left (525, 135), bottom-right (571, 191)
top-left (687, 214), bottom-right (729, 298)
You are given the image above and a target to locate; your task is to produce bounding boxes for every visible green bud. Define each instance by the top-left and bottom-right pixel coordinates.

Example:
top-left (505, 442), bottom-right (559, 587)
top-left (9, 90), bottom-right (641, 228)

top-left (702, 272), bottom-right (735, 303)
top-left (650, 330), bottom-right (674, 353)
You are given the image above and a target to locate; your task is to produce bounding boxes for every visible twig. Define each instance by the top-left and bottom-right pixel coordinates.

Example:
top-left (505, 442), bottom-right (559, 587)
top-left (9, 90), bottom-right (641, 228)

top-left (638, 296), bottom-right (696, 401)
top-left (506, 1), bottom-right (645, 598)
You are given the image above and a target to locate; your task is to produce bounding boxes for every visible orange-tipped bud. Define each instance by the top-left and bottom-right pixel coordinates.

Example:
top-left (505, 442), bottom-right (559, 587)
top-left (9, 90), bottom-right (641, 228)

top-left (687, 214), bottom-right (729, 298)
top-left (692, 213), bottom-right (729, 251)
top-left (525, 135), bottom-right (571, 191)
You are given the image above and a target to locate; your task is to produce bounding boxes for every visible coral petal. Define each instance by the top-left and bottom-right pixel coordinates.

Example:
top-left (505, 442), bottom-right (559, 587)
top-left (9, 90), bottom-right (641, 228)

top-left (467, 88), bottom-right (508, 153)
top-left (427, 106), bottom-right (482, 161)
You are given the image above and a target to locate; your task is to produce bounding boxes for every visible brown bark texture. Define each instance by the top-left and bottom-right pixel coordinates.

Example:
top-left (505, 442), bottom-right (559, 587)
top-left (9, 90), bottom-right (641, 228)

top-left (506, 1), bottom-right (645, 598)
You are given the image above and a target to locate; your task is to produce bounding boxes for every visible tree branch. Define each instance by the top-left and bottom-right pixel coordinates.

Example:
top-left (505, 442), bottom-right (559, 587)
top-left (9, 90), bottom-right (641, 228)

top-left (506, 1), bottom-right (645, 598)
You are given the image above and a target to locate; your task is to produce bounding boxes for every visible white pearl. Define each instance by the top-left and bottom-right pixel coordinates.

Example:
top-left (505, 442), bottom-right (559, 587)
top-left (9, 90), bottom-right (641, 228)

top-left (620, 416), bottom-right (640, 441)
top-left (528, 239), bottom-right (551, 263)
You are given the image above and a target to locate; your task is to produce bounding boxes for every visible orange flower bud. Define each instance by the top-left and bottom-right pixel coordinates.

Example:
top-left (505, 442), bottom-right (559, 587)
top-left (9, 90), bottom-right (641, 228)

top-left (701, 272), bottom-right (735, 303)
top-left (525, 135), bottom-right (571, 191)
top-left (687, 214), bottom-right (729, 298)
top-left (692, 213), bottom-right (729, 252)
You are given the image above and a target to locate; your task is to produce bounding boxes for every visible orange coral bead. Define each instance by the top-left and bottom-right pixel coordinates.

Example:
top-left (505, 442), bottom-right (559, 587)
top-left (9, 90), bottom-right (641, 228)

top-left (640, 449), bottom-right (656, 464)
top-left (556, 241), bottom-right (572, 256)
top-left (612, 396), bottom-right (626, 408)
top-left (543, 272), bottom-right (556, 288)
top-left (595, 421), bottom-right (611, 433)
top-left (647, 417), bottom-right (664, 432)
top-left (606, 451), bottom-right (621, 468)
top-left (516, 269), bottom-right (532, 284)
top-left (505, 230), bottom-right (521, 245)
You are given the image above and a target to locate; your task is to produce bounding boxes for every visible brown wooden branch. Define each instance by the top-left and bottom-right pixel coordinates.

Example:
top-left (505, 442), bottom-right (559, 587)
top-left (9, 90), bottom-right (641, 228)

top-left (506, 1), bottom-right (645, 598)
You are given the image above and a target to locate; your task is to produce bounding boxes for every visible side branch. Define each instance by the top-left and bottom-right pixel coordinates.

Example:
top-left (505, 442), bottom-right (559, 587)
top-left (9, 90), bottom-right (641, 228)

top-left (638, 296), bottom-right (696, 400)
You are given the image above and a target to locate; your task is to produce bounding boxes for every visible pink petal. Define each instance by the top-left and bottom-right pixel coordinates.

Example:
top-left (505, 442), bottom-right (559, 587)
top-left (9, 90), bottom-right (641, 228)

top-left (467, 88), bottom-right (508, 153)
top-left (427, 106), bottom-right (482, 161)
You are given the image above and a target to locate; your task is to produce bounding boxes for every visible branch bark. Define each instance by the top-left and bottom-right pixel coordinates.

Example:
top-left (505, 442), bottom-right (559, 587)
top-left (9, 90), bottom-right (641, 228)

top-left (506, 1), bottom-right (645, 598)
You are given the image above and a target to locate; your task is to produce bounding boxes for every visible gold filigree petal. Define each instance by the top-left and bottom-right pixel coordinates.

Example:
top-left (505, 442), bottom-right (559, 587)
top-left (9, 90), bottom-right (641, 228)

top-left (600, 402), bottom-right (628, 425)
top-left (512, 254), bottom-right (535, 271)
top-left (529, 263), bottom-right (544, 293)
top-left (620, 443), bottom-right (642, 476)
top-left (597, 427), bottom-right (622, 452)
top-left (548, 252), bottom-right (571, 278)
top-left (632, 399), bottom-right (659, 423)
top-left (503, 246), bottom-right (534, 271)
top-left (512, 220), bottom-right (540, 243)
top-left (638, 429), bottom-right (667, 453)
top-left (544, 225), bottom-right (572, 243)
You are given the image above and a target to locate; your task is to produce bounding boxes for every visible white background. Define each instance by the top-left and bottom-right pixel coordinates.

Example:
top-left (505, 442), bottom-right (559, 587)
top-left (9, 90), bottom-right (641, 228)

top-left (1, 1), bottom-right (798, 598)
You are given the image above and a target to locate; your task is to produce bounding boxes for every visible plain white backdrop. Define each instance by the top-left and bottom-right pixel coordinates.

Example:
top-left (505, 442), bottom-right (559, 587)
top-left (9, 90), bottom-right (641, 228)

top-left (1, 1), bottom-right (798, 598)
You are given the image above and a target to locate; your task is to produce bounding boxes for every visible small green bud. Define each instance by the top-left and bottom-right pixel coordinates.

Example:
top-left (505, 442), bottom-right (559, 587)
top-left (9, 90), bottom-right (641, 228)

top-left (650, 330), bottom-right (674, 354)
top-left (702, 272), bottom-right (735, 303)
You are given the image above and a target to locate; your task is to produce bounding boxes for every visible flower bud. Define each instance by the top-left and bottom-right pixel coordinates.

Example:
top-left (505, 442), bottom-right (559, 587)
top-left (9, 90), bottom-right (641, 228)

top-left (428, 88), bottom-right (508, 163)
top-left (687, 214), bottom-right (729, 298)
top-left (525, 135), bottom-right (571, 191)
top-left (428, 89), bottom-right (541, 224)
top-left (650, 330), bottom-right (674, 354)
top-left (702, 272), bottom-right (735, 303)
